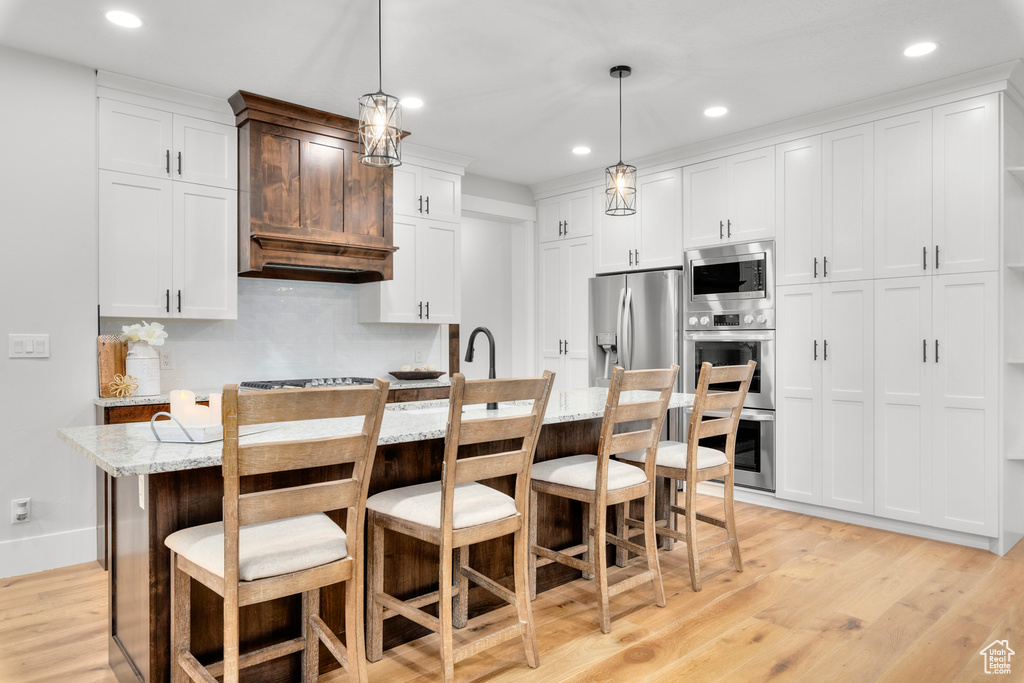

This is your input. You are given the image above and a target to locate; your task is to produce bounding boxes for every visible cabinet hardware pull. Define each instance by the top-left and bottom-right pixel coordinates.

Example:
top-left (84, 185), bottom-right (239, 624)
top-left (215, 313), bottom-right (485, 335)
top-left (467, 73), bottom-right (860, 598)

top-left (814, 339), bottom-right (818, 361)
top-left (629, 250), bottom-right (633, 266)
top-left (635, 249), bottom-right (639, 265)
top-left (934, 339), bottom-right (939, 363)
top-left (564, 339), bottom-right (568, 354)
top-left (177, 290), bottom-right (182, 313)
top-left (564, 220), bottom-right (568, 235)
top-left (426, 301), bottom-right (429, 319)
top-left (823, 256), bottom-right (828, 278)
top-left (935, 245), bottom-right (939, 270)
top-left (425, 196), bottom-right (430, 214)
top-left (814, 257), bottom-right (818, 278)
top-left (177, 152), bottom-right (182, 176)
top-left (558, 220), bottom-right (563, 236)
top-left (923, 339), bottom-right (927, 362)
top-left (165, 289), bottom-right (170, 313)
top-left (719, 220), bottom-right (724, 240)
top-left (727, 219), bottom-right (732, 238)
top-left (418, 301), bottom-right (423, 319)
top-left (419, 195), bottom-right (423, 213)
top-left (923, 246), bottom-right (927, 270)
top-left (823, 339), bottom-right (828, 361)
top-left (165, 150), bottom-right (170, 174)
top-left (559, 339), bottom-right (563, 354)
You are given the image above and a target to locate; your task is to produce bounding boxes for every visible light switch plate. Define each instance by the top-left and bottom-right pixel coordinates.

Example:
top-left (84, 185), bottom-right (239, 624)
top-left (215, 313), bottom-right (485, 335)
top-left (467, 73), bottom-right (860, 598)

top-left (8, 334), bottom-right (49, 358)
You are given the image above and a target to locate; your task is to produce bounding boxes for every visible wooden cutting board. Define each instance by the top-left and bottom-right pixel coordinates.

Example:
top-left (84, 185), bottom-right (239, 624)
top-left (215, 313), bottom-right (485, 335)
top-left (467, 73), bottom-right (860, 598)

top-left (97, 336), bottom-right (127, 398)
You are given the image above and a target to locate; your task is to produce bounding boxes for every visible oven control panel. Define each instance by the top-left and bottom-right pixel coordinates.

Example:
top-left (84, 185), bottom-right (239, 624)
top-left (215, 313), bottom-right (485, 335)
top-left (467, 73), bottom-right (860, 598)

top-left (686, 310), bottom-right (774, 330)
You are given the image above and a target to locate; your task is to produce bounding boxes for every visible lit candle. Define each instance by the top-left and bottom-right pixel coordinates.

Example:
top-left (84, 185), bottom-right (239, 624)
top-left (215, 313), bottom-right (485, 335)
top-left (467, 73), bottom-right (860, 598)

top-left (170, 390), bottom-right (196, 424)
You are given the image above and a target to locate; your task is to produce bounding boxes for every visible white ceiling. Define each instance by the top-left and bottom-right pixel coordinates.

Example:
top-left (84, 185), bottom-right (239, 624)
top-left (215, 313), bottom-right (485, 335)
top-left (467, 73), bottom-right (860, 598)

top-left (2, 0), bottom-right (1023, 187)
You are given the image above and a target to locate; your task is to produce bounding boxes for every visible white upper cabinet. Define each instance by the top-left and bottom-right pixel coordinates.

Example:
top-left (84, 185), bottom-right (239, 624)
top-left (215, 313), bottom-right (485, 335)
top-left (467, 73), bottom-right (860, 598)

top-left (173, 183), bottom-right (238, 319)
top-left (538, 188), bottom-right (594, 243)
top-left (776, 136), bottom-right (822, 286)
top-left (393, 164), bottom-right (461, 223)
top-left (594, 169), bottom-right (682, 273)
top-left (538, 237), bottom-right (593, 391)
top-left (822, 124), bottom-right (874, 282)
top-left (683, 147), bottom-right (775, 248)
top-left (99, 99), bottom-right (236, 189)
top-left (932, 94), bottom-right (999, 274)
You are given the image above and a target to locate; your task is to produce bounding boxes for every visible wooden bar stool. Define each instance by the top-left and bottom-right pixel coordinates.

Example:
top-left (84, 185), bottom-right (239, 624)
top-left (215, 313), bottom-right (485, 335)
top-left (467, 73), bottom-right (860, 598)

top-left (528, 364), bottom-right (678, 634)
top-left (164, 380), bottom-right (389, 683)
top-left (617, 360), bottom-right (755, 591)
top-left (365, 371), bottom-right (555, 682)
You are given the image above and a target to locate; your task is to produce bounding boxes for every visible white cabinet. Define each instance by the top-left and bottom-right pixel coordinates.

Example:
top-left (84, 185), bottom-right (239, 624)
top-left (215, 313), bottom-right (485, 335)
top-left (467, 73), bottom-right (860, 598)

top-left (99, 170), bottom-right (237, 319)
top-left (359, 218), bottom-right (460, 324)
top-left (98, 99), bottom-right (236, 190)
top-left (873, 274), bottom-right (998, 536)
top-left (538, 188), bottom-right (594, 243)
top-left (595, 169), bottom-right (682, 273)
top-left (393, 164), bottom-right (461, 223)
top-left (776, 126), bottom-right (874, 287)
top-left (683, 147), bottom-right (775, 248)
top-left (539, 237), bottom-right (593, 391)
top-left (874, 95), bottom-right (998, 279)
top-left (776, 282), bottom-right (873, 512)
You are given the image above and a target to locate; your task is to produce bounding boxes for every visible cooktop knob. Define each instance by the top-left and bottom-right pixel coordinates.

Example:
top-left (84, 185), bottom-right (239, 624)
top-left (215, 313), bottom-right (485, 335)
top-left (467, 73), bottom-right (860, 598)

top-left (743, 314), bottom-right (754, 324)
top-left (756, 314), bottom-right (767, 324)
top-left (699, 316), bottom-right (710, 326)
top-left (688, 316), bottom-right (699, 326)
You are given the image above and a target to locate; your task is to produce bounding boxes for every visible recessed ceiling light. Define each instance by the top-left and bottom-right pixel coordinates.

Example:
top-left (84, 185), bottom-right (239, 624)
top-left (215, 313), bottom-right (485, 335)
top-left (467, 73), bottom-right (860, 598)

top-left (105, 10), bottom-right (142, 28)
top-left (401, 97), bottom-right (423, 109)
top-left (572, 146), bottom-right (591, 155)
top-left (704, 106), bottom-right (728, 118)
top-left (904, 42), bottom-right (937, 57)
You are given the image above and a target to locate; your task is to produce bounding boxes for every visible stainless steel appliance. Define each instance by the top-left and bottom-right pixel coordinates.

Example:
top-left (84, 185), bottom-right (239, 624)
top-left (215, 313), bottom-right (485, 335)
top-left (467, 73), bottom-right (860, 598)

top-left (684, 406), bottom-right (776, 492)
top-left (589, 269), bottom-right (683, 438)
top-left (684, 240), bottom-right (775, 330)
top-left (683, 330), bottom-right (775, 410)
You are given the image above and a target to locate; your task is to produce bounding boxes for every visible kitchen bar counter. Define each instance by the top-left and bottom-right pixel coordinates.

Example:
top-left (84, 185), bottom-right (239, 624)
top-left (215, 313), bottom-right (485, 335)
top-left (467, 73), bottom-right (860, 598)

top-left (64, 388), bottom-right (691, 683)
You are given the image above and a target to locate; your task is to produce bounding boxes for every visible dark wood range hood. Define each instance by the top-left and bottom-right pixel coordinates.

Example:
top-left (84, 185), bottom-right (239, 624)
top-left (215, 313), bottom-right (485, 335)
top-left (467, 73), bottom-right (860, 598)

top-left (229, 91), bottom-right (402, 283)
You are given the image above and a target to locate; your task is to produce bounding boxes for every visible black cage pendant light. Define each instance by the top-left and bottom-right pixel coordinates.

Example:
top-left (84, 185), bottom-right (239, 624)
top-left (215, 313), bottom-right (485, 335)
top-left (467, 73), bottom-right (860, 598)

top-left (358, 0), bottom-right (402, 167)
top-left (605, 65), bottom-right (636, 216)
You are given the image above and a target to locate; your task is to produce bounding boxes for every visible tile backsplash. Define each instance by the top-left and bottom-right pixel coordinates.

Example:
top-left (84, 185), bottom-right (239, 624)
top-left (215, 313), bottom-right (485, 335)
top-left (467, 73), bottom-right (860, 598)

top-left (101, 279), bottom-right (444, 390)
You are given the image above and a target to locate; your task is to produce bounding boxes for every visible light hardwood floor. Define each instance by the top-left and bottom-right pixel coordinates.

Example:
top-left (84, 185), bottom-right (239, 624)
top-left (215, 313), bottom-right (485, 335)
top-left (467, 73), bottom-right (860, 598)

top-left (3, 492), bottom-right (1023, 682)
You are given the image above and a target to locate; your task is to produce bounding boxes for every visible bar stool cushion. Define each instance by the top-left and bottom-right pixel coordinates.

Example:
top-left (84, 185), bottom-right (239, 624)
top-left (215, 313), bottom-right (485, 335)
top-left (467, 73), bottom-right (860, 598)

top-left (531, 454), bottom-right (648, 491)
top-left (366, 481), bottom-right (517, 529)
top-left (164, 513), bottom-right (347, 582)
top-left (617, 440), bottom-right (729, 471)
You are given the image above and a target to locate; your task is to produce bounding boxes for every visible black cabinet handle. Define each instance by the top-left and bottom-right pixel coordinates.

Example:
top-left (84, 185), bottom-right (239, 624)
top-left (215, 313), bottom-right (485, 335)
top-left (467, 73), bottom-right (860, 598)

top-left (814, 257), bottom-right (818, 278)
top-left (418, 195), bottom-right (423, 213)
top-left (165, 289), bottom-right (170, 313)
top-left (564, 220), bottom-right (568, 235)
top-left (558, 220), bottom-right (563, 236)
top-left (426, 301), bottom-right (429, 319)
top-left (165, 150), bottom-right (170, 174)
top-left (177, 152), bottom-right (182, 176)
top-left (823, 256), bottom-right (828, 278)
top-left (425, 196), bottom-right (430, 214)
top-left (177, 290), bottom-right (181, 313)
top-left (923, 246), bottom-right (928, 270)
top-left (719, 220), bottom-right (724, 240)
top-left (814, 339), bottom-right (818, 361)
top-left (629, 250), bottom-right (633, 266)
top-left (823, 339), bottom-right (828, 361)
top-left (935, 245), bottom-right (940, 270)
top-left (418, 301), bottom-right (423, 319)
top-left (559, 339), bottom-right (563, 354)
top-left (727, 219), bottom-right (732, 238)
top-left (923, 339), bottom-right (927, 362)
top-left (564, 339), bottom-right (568, 354)
top-left (935, 339), bottom-right (939, 363)
top-left (634, 249), bottom-right (639, 265)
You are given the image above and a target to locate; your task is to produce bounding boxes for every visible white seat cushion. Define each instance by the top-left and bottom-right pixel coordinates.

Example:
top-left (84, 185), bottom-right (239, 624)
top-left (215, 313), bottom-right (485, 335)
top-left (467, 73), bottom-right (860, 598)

top-left (164, 513), bottom-right (347, 582)
top-left (530, 454), bottom-right (648, 491)
top-left (617, 440), bottom-right (729, 471)
top-left (366, 481), bottom-right (517, 529)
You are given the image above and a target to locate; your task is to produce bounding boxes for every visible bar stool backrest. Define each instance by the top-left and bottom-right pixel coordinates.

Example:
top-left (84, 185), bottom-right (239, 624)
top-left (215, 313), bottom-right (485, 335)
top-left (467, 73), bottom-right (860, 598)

top-left (687, 361), bottom-right (757, 466)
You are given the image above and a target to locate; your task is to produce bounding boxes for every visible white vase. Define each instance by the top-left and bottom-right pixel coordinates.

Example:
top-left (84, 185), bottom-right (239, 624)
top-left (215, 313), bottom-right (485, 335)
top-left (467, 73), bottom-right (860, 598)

top-left (126, 342), bottom-right (161, 397)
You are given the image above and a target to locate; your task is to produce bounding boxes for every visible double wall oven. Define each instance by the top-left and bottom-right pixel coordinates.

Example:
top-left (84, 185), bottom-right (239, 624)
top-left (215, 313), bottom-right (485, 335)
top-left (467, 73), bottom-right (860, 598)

top-left (683, 240), bottom-right (776, 492)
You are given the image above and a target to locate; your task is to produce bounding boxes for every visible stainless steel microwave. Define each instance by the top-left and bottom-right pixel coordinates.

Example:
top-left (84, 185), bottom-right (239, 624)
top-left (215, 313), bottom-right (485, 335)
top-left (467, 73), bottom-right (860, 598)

top-left (684, 241), bottom-right (775, 328)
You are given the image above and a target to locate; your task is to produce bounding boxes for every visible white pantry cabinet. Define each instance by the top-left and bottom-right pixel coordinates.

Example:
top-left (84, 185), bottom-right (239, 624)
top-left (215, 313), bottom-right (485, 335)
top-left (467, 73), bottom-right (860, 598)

top-left (776, 282), bottom-right (873, 512)
top-left (99, 170), bottom-right (237, 319)
top-left (683, 147), bottom-right (775, 248)
top-left (873, 273), bottom-right (998, 536)
top-left (98, 99), bottom-right (236, 190)
top-left (874, 94), bottom-right (998, 279)
top-left (393, 163), bottom-right (461, 223)
top-left (539, 237), bottom-right (593, 391)
top-left (776, 125), bottom-right (874, 287)
top-left (358, 218), bottom-right (460, 324)
top-left (538, 188), bottom-right (594, 243)
top-left (594, 169), bottom-right (682, 274)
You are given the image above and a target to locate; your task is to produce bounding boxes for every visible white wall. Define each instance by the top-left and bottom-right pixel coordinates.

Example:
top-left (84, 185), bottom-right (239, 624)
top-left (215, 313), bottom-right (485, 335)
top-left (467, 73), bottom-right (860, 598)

top-left (462, 174), bottom-right (535, 206)
top-left (100, 280), bottom-right (444, 389)
top-left (0, 47), bottom-right (99, 577)
top-left (460, 217), bottom-right (515, 380)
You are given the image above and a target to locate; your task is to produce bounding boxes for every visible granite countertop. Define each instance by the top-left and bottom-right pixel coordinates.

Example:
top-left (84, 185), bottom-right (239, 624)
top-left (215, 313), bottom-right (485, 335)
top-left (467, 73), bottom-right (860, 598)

top-left (64, 388), bottom-right (693, 477)
top-left (93, 378), bottom-right (453, 408)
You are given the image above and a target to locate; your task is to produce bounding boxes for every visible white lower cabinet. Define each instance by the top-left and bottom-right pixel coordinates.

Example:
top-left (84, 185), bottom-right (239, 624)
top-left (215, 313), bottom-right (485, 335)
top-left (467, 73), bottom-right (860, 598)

top-left (359, 218), bottom-right (460, 324)
top-left (776, 282), bottom-right (873, 512)
top-left (98, 170), bottom-right (237, 319)
top-left (873, 274), bottom-right (998, 535)
top-left (539, 237), bottom-right (592, 391)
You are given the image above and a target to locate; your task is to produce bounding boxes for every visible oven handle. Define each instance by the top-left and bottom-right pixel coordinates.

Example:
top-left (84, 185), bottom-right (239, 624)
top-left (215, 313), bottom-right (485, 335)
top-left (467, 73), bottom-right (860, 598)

top-left (684, 330), bottom-right (775, 342)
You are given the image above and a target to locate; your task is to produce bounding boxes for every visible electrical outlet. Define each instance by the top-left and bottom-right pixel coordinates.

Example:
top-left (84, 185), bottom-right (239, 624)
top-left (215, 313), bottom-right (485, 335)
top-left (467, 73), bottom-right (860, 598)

top-left (415, 350), bottom-right (426, 363)
top-left (12, 498), bottom-right (30, 524)
top-left (160, 350), bottom-right (174, 370)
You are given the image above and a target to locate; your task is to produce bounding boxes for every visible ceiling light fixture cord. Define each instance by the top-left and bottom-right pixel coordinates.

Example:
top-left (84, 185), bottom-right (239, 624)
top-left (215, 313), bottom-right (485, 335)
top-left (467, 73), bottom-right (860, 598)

top-left (618, 73), bottom-right (622, 163)
top-left (377, 0), bottom-right (382, 90)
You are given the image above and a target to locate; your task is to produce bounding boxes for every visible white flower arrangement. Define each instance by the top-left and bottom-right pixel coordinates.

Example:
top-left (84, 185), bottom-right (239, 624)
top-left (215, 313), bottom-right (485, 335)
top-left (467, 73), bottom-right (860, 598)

top-left (121, 321), bottom-right (168, 346)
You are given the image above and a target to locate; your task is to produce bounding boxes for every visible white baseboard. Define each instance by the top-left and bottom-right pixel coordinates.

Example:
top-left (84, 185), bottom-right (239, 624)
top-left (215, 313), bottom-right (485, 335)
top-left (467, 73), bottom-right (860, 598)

top-left (695, 482), bottom-right (999, 554)
top-left (0, 526), bottom-right (97, 578)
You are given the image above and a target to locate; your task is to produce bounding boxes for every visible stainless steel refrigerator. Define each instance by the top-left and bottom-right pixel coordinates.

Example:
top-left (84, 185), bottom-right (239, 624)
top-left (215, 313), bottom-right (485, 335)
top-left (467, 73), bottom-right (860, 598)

top-left (589, 269), bottom-right (684, 439)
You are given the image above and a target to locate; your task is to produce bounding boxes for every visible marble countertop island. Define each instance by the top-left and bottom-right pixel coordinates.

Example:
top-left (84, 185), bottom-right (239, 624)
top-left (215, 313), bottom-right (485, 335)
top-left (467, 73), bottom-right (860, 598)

top-left (64, 388), bottom-right (693, 477)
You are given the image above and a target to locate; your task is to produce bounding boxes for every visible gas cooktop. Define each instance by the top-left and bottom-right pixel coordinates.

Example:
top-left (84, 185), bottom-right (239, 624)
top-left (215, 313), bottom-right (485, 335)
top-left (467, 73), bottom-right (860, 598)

top-left (239, 377), bottom-right (375, 391)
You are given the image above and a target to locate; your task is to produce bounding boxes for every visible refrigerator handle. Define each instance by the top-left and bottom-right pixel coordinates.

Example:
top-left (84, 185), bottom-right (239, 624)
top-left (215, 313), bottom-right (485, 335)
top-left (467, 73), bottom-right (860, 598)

top-left (615, 286), bottom-right (626, 372)
top-left (623, 287), bottom-right (634, 370)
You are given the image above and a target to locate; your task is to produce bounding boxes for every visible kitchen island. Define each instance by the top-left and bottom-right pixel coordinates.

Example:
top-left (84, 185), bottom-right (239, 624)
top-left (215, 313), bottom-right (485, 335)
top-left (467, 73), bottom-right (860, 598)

top-left (60, 387), bottom-right (692, 683)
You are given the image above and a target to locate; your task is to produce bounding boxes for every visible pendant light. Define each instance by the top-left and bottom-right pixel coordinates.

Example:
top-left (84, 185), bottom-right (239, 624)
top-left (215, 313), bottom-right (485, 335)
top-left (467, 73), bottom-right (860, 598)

top-left (358, 0), bottom-right (402, 167)
top-left (605, 65), bottom-right (636, 216)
